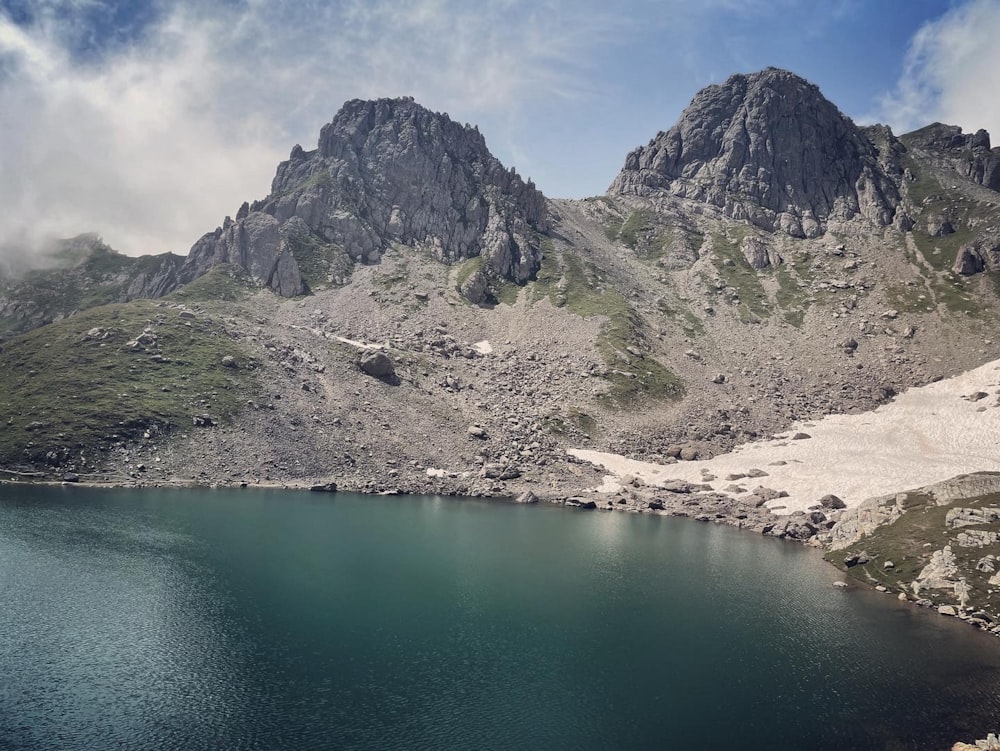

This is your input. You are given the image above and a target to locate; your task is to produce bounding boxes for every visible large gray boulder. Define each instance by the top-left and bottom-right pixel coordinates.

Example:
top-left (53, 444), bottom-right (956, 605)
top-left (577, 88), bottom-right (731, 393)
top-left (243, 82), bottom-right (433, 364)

top-left (740, 236), bottom-right (782, 270)
top-left (358, 350), bottom-right (396, 379)
top-left (608, 68), bottom-right (901, 238)
top-left (954, 245), bottom-right (986, 275)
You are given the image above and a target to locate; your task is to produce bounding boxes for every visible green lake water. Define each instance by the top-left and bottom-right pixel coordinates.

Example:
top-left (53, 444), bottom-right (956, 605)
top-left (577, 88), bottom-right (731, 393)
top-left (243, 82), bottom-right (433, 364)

top-left (1, 485), bottom-right (999, 750)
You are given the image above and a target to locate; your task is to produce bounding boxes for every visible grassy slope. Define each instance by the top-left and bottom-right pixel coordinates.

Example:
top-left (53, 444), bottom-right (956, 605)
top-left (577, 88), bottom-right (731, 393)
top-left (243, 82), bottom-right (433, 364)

top-left (826, 492), bottom-right (1000, 618)
top-left (531, 240), bottom-right (684, 407)
top-left (0, 299), bottom-right (257, 471)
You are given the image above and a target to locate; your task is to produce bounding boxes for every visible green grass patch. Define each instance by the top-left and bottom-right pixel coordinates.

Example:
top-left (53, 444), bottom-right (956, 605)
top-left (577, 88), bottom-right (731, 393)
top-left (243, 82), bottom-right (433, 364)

top-left (619, 208), bottom-right (657, 249)
top-left (899, 153), bottom-right (943, 207)
top-left (543, 408), bottom-right (599, 439)
top-left (827, 490), bottom-right (1000, 616)
top-left (886, 284), bottom-right (933, 314)
top-left (656, 298), bottom-right (705, 337)
top-left (774, 265), bottom-right (811, 328)
top-left (912, 214), bottom-right (984, 274)
top-left (0, 301), bottom-right (258, 471)
top-left (602, 217), bottom-right (624, 242)
top-left (709, 232), bottom-right (771, 322)
top-left (532, 249), bottom-right (683, 407)
top-left (168, 264), bottom-right (255, 302)
top-left (494, 282), bottom-right (521, 305)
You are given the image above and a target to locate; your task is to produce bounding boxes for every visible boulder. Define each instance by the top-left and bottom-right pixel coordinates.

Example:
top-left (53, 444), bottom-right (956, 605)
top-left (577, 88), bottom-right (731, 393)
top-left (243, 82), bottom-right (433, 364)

top-left (819, 494), bottom-right (846, 509)
top-left (740, 236), bottom-right (783, 270)
top-left (954, 244), bottom-right (986, 275)
top-left (927, 216), bottom-right (955, 237)
top-left (358, 351), bottom-right (395, 379)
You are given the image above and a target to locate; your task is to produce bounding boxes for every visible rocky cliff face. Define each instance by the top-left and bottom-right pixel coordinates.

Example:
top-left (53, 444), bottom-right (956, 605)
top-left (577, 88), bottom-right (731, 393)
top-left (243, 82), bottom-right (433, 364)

top-left (609, 68), bottom-right (902, 238)
top-left (897, 122), bottom-right (1000, 278)
top-left (901, 123), bottom-right (1000, 192)
top-left (0, 235), bottom-right (183, 336)
top-left (180, 97), bottom-right (547, 303)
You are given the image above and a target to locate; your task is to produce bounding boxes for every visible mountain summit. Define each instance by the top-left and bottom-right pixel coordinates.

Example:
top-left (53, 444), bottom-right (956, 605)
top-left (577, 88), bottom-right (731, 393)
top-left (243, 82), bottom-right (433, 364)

top-left (178, 97), bottom-right (547, 303)
top-left (609, 67), bottom-right (901, 238)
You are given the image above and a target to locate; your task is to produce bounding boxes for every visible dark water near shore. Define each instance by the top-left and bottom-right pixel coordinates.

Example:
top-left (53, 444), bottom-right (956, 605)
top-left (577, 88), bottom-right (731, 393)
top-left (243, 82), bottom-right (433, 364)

top-left (1, 486), bottom-right (999, 750)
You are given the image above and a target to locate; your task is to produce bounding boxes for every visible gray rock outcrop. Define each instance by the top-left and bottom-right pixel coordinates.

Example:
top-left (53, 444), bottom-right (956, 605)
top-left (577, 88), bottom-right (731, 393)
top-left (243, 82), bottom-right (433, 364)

top-left (740, 236), bottom-right (782, 270)
top-left (912, 545), bottom-right (961, 597)
top-left (946, 506), bottom-right (1000, 528)
top-left (180, 212), bottom-right (305, 296)
top-left (181, 97), bottom-right (548, 301)
top-left (608, 68), bottom-right (901, 237)
top-left (901, 122), bottom-right (1000, 192)
top-left (0, 236), bottom-right (185, 336)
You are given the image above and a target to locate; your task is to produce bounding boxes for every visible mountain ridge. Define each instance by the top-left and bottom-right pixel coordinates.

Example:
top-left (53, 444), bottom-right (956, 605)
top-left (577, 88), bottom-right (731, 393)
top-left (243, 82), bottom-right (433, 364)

top-left (7, 66), bottom-right (1000, 644)
top-left (4, 66), bottom-right (1000, 499)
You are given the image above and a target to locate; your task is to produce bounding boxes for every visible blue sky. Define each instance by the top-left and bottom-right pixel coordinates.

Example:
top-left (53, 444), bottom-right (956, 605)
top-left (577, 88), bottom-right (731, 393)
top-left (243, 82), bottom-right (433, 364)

top-left (1, 0), bottom-right (997, 257)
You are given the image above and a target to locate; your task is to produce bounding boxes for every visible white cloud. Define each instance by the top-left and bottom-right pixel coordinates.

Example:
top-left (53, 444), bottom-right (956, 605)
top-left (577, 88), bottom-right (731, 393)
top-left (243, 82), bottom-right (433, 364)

top-left (876, 0), bottom-right (1000, 140)
top-left (0, 0), bottom-right (616, 259)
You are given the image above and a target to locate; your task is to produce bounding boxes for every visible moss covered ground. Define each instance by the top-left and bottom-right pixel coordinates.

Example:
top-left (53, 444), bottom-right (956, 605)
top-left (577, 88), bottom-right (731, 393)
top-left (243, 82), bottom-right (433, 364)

top-left (0, 300), bottom-right (258, 471)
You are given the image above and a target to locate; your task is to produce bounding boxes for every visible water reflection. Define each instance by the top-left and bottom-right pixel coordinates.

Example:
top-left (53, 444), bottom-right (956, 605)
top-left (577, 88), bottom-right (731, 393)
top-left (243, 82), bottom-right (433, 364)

top-left (0, 485), bottom-right (998, 750)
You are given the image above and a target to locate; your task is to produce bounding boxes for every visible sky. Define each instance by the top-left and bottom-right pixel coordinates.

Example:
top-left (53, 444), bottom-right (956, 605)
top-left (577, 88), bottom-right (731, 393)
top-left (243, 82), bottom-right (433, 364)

top-left (1, 0), bottom-right (998, 259)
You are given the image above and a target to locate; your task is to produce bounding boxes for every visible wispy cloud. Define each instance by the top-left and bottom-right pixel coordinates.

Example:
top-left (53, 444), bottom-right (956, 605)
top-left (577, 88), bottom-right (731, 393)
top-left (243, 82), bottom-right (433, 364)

top-left (875, 0), bottom-right (1000, 139)
top-left (0, 0), bottom-right (617, 258)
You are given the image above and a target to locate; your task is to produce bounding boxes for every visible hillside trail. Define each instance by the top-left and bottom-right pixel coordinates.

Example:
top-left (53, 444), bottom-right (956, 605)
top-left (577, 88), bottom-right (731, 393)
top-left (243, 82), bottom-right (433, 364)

top-left (903, 232), bottom-right (944, 312)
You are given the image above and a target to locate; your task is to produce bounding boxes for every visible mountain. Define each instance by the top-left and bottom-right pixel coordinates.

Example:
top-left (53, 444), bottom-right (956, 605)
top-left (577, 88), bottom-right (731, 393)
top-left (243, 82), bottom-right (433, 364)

top-left (0, 234), bottom-right (183, 336)
top-left (608, 68), bottom-right (902, 238)
top-left (5, 68), bottom-right (1000, 586)
top-left (177, 97), bottom-right (547, 304)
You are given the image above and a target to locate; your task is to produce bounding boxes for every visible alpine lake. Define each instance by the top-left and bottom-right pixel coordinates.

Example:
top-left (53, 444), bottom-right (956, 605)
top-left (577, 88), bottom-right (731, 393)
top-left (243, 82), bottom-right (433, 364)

top-left (2, 484), bottom-right (999, 750)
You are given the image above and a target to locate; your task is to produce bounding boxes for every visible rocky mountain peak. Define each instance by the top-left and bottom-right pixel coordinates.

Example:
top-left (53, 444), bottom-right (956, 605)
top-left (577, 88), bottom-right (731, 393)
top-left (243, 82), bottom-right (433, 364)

top-left (315, 96), bottom-right (489, 164)
top-left (901, 122), bottom-right (1000, 192)
top-left (180, 97), bottom-right (547, 303)
top-left (609, 67), bottom-right (901, 238)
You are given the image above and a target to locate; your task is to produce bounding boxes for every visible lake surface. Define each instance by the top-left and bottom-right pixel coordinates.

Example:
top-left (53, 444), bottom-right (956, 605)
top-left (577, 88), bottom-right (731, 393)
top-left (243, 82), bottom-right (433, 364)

top-left (1, 485), bottom-right (999, 750)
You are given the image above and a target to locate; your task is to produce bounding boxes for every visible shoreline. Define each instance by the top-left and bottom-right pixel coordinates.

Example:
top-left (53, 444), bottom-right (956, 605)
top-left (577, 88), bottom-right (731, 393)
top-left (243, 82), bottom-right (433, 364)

top-left (0, 450), bottom-right (1000, 636)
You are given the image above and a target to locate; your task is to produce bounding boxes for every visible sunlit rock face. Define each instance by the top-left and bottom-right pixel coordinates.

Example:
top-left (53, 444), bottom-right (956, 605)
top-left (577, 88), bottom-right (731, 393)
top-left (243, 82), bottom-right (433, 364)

top-left (609, 67), bottom-right (902, 238)
top-left (180, 97), bottom-right (548, 302)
